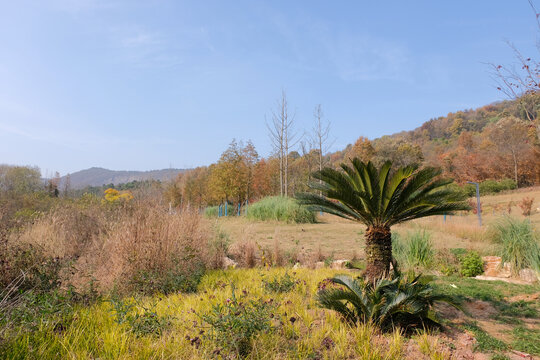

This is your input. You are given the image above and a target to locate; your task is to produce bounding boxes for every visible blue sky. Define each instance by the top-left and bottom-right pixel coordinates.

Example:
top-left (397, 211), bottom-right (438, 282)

top-left (0, 1), bottom-right (538, 175)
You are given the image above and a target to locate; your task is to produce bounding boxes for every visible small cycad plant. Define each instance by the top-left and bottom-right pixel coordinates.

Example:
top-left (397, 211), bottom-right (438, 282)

top-left (316, 271), bottom-right (460, 332)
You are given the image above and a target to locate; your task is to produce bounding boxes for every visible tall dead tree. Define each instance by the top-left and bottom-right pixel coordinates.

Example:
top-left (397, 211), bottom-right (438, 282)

top-left (311, 105), bottom-right (333, 194)
top-left (489, 0), bottom-right (540, 183)
top-left (490, 0), bottom-right (540, 133)
top-left (267, 90), bottom-right (297, 196)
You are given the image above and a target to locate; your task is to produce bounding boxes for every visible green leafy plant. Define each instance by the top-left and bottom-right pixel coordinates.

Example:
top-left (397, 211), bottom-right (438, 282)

top-left (316, 270), bottom-right (460, 331)
top-left (128, 261), bottom-right (205, 295)
top-left (450, 248), bottom-right (468, 260)
top-left (262, 272), bottom-right (298, 293)
top-left (297, 159), bottom-right (468, 280)
top-left (198, 285), bottom-right (277, 357)
top-left (460, 251), bottom-right (484, 277)
top-left (109, 299), bottom-right (172, 337)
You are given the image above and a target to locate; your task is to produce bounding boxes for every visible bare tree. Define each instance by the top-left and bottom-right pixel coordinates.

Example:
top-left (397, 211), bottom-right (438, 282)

top-left (62, 173), bottom-right (71, 197)
top-left (489, 0), bottom-right (540, 134)
top-left (311, 104), bottom-right (333, 178)
top-left (266, 90), bottom-right (298, 196)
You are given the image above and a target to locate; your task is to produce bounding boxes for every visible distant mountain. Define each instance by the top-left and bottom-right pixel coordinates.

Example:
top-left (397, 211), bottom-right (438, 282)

top-left (61, 167), bottom-right (187, 189)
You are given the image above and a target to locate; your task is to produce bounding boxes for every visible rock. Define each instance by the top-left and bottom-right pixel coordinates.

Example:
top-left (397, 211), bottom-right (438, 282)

top-left (501, 262), bottom-right (512, 277)
top-left (519, 268), bottom-right (538, 283)
top-left (330, 259), bottom-right (349, 269)
top-left (315, 261), bottom-right (325, 269)
top-left (482, 256), bottom-right (501, 276)
top-left (482, 256), bottom-right (511, 277)
top-left (475, 275), bottom-right (530, 285)
top-left (509, 350), bottom-right (533, 359)
top-left (222, 256), bottom-right (237, 269)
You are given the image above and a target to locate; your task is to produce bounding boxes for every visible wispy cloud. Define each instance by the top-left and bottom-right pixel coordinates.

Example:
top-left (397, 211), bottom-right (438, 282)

top-left (51, 0), bottom-right (119, 14)
top-left (266, 11), bottom-right (412, 82)
top-left (121, 32), bottom-right (160, 48)
top-left (326, 34), bottom-right (412, 82)
top-left (109, 26), bottom-right (182, 68)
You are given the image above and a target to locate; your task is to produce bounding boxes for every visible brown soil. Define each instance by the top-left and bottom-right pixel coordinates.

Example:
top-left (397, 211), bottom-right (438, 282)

top-left (505, 292), bottom-right (540, 303)
top-left (463, 300), bottom-right (498, 319)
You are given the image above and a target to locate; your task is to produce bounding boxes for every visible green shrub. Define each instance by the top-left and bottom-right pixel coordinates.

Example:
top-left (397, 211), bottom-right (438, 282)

top-left (109, 299), bottom-right (172, 337)
top-left (435, 248), bottom-right (460, 276)
top-left (197, 285), bottom-right (277, 357)
top-left (262, 272), bottom-right (298, 293)
top-left (316, 271), bottom-right (459, 331)
top-left (492, 217), bottom-right (540, 275)
top-left (0, 289), bottom-right (74, 335)
top-left (479, 179), bottom-right (517, 195)
top-left (449, 179), bottom-right (516, 198)
top-left (460, 251), bottom-right (484, 277)
top-left (128, 262), bottom-right (205, 295)
top-left (392, 230), bottom-right (434, 269)
top-left (246, 196), bottom-right (316, 223)
top-left (450, 248), bottom-right (468, 261)
top-left (1, 245), bottom-right (64, 293)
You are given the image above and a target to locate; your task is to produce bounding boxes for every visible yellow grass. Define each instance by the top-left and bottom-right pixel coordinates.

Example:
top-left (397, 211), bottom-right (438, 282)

top-left (2, 268), bottom-right (424, 359)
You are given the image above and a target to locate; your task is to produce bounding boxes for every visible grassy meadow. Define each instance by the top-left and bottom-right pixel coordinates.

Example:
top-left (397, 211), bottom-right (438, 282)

top-left (3, 267), bottom-right (539, 359)
top-left (220, 187), bottom-right (540, 260)
top-left (1, 186), bottom-right (540, 359)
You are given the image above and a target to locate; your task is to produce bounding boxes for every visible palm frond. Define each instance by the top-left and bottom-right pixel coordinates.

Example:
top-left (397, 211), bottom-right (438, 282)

top-left (297, 158), bottom-right (469, 227)
top-left (316, 271), bottom-right (460, 331)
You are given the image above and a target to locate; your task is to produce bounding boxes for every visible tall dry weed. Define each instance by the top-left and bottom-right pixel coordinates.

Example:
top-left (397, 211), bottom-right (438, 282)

top-left (5, 202), bottom-right (213, 294)
top-left (91, 206), bottom-right (210, 292)
top-left (231, 225), bottom-right (257, 268)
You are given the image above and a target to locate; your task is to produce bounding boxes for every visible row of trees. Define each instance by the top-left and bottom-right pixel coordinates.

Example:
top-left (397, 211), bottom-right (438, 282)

top-left (166, 88), bottom-right (538, 209)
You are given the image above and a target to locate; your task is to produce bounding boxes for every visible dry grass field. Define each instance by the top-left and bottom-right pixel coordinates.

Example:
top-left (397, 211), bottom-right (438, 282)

top-left (218, 187), bottom-right (540, 260)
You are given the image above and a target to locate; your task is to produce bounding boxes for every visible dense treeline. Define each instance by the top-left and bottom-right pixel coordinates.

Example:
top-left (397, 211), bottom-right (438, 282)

top-left (165, 93), bottom-right (539, 208)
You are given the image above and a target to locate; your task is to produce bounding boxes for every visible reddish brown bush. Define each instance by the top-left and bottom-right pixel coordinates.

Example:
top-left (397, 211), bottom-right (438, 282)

top-left (518, 197), bottom-right (534, 216)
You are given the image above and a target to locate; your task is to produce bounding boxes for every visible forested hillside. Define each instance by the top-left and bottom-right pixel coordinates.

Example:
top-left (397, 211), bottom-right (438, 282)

top-left (60, 167), bottom-right (186, 189)
top-left (167, 93), bottom-right (540, 207)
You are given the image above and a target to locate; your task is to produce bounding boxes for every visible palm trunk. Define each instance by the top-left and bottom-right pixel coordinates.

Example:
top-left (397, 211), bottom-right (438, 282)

top-left (364, 226), bottom-right (392, 280)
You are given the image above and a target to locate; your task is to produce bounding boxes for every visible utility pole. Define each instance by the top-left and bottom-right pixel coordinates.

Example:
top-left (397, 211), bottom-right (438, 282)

top-left (467, 181), bottom-right (482, 226)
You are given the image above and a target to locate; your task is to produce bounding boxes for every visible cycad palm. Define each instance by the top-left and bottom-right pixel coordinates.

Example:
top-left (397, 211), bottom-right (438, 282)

top-left (317, 272), bottom-right (460, 330)
top-left (297, 158), bottom-right (468, 280)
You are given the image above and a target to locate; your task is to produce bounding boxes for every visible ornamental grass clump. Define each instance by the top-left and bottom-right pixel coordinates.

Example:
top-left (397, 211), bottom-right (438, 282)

top-left (246, 196), bottom-right (316, 223)
top-left (392, 230), bottom-right (434, 270)
top-left (492, 217), bottom-right (540, 276)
